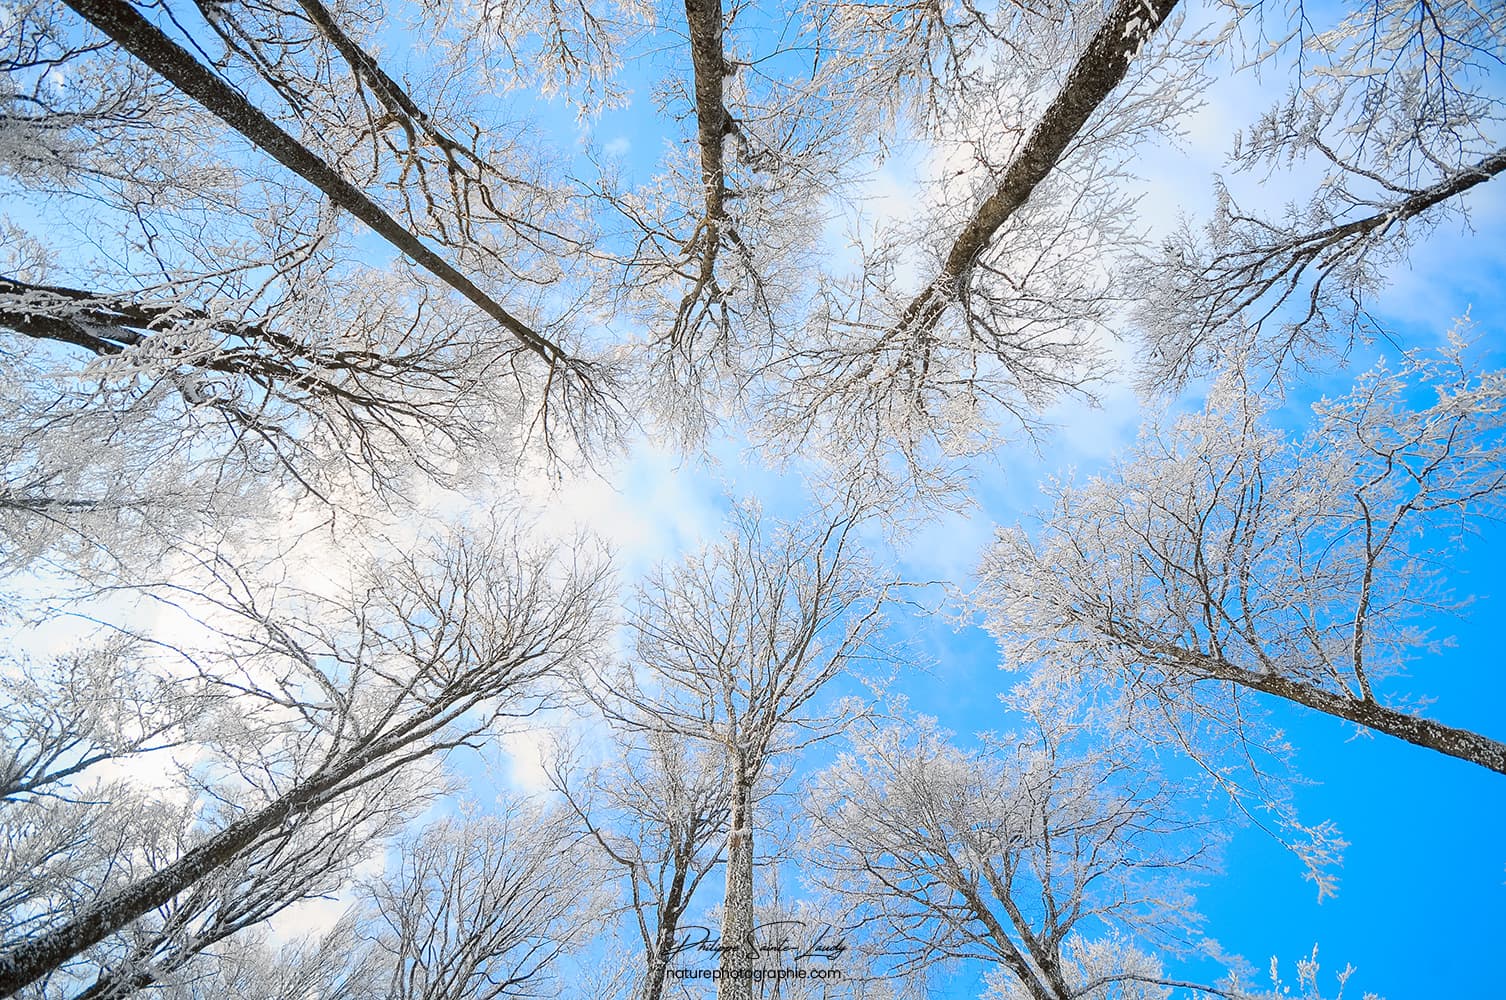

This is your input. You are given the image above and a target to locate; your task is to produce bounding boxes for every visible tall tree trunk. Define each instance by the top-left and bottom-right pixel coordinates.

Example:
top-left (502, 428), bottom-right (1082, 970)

top-left (643, 954), bottom-right (668, 1000)
top-left (59, 0), bottom-right (570, 367)
top-left (643, 860), bottom-right (691, 1000)
top-left (718, 752), bottom-right (754, 1000)
top-left (0, 750), bottom-right (374, 997)
top-left (1151, 642), bottom-right (1506, 775)
top-left (892, 0), bottom-right (1183, 340)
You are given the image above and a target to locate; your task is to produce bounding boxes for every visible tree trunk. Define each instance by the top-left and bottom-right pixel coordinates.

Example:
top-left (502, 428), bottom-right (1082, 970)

top-left (0, 756), bottom-right (362, 997)
top-left (643, 954), bottom-right (668, 1000)
top-left (643, 862), bottom-right (690, 1000)
top-left (718, 754), bottom-right (754, 1000)
top-left (1159, 644), bottom-right (1506, 775)
top-left (893, 0), bottom-right (1183, 339)
top-left (1237, 667), bottom-right (1506, 776)
top-left (683, 0), bottom-right (729, 222)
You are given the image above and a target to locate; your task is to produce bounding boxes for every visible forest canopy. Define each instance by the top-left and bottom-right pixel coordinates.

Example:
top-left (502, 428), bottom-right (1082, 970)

top-left (2, 0), bottom-right (1503, 996)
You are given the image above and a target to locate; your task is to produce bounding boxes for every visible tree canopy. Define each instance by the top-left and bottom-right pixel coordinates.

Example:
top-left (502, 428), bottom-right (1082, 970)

top-left (3, 0), bottom-right (1504, 996)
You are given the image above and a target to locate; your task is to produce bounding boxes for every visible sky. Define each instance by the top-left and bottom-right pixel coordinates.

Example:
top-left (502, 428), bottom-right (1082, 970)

top-left (5, 0), bottom-right (1504, 996)
top-left (491, 3), bottom-right (1506, 994)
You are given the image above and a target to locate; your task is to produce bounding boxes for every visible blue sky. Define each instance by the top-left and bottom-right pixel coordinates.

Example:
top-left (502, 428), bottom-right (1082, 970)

top-left (7, 0), bottom-right (1502, 994)
top-left (506, 4), bottom-right (1506, 993)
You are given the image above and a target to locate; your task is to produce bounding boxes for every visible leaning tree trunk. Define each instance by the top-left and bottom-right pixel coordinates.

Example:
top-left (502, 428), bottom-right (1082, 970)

top-left (719, 751), bottom-right (754, 1000)
top-left (1126, 638), bottom-right (1506, 775)
top-left (890, 0), bottom-right (1183, 341)
top-left (0, 765), bottom-right (348, 997)
top-left (59, 0), bottom-right (569, 366)
top-left (0, 725), bottom-right (420, 999)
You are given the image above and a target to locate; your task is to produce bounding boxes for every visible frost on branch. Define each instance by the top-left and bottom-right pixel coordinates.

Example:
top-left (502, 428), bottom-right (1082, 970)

top-left (1133, 0), bottom-right (1506, 391)
top-left (980, 331), bottom-right (1506, 783)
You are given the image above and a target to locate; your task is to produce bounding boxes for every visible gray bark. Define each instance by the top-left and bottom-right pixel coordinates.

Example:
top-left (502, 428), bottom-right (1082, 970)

top-left (718, 754), bottom-right (754, 1000)
top-left (892, 0), bottom-right (1182, 340)
top-left (58, 0), bottom-right (572, 368)
top-left (1147, 641), bottom-right (1506, 775)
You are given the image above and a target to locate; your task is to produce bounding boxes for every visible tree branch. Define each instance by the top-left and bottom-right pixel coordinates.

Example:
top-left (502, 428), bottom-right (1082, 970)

top-left (58, 0), bottom-right (574, 369)
top-left (892, 0), bottom-right (1182, 343)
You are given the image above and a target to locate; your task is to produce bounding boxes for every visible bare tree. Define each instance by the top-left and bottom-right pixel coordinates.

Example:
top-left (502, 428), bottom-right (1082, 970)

top-left (0, 639), bottom-right (209, 802)
top-left (979, 336), bottom-right (1506, 776)
top-left (752, 0), bottom-right (1196, 477)
top-left (0, 522), bottom-right (609, 997)
top-left (807, 678), bottom-right (1221, 1000)
top-left (365, 803), bottom-right (605, 1000)
top-left (140, 914), bottom-right (386, 1000)
top-left (1132, 0), bottom-right (1506, 390)
top-left (53, 802), bottom-right (606, 1000)
top-left (24, 788), bottom-right (404, 1000)
top-left (546, 730), bottom-right (728, 1000)
top-left (582, 497), bottom-right (893, 1000)
top-left (1, 0), bottom-right (619, 585)
top-left (46, 0), bottom-right (582, 371)
top-left (0, 271), bottom-right (566, 494)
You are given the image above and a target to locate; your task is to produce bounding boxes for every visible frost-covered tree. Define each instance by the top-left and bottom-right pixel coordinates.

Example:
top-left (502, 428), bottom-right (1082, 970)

top-left (546, 730), bottom-right (728, 1000)
top-left (1, 0), bottom-right (618, 583)
top-left (807, 677), bottom-right (1221, 1000)
top-left (6, 0), bottom-right (597, 373)
top-left (65, 804), bottom-right (605, 1000)
top-left (755, 0), bottom-right (1194, 467)
top-left (582, 497), bottom-right (893, 1000)
top-left (131, 914), bottom-right (385, 1000)
top-left (980, 336), bottom-right (1506, 776)
top-left (364, 803), bottom-right (606, 1000)
top-left (0, 639), bottom-right (209, 802)
top-left (0, 522), bottom-right (609, 996)
top-left (1131, 0), bottom-right (1506, 389)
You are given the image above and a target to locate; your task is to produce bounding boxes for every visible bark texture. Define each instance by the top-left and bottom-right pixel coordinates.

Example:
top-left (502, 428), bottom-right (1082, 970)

top-left (1150, 641), bottom-right (1506, 776)
top-left (893, 0), bottom-right (1182, 339)
top-left (59, 0), bottom-right (571, 367)
top-left (718, 754), bottom-right (754, 1000)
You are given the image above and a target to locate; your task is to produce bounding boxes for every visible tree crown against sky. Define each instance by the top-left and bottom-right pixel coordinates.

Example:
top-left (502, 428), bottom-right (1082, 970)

top-left (5, 0), bottom-right (1501, 516)
top-left (3, 0), bottom-right (1505, 997)
top-left (0, 519), bottom-right (612, 998)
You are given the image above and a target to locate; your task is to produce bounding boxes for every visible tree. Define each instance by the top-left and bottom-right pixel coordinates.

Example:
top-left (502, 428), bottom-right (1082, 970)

top-left (2, 0), bottom-right (618, 585)
top-left (134, 914), bottom-right (385, 1000)
top-left (1131, 0), bottom-right (1506, 390)
top-left (979, 336), bottom-right (1506, 775)
top-left (1, 639), bottom-right (208, 802)
top-left (19, 785), bottom-right (403, 1000)
top-left (0, 521), bottom-right (609, 997)
top-left (754, 0), bottom-right (1193, 466)
top-left (13, 0), bottom-right (592, 372)
top-left (364, 803), bottom-right (605, 1000)
top-left (7, 0), bottom-right (1501, 490)
top-left (581, 497), bottom-right (893, 1000)
top-left (546, 730), bottom-right (729, 1000)
top-left (807, 677), bottom-right (1221, 1000)
top-left (56, 803), bottom-right (604, 1000)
